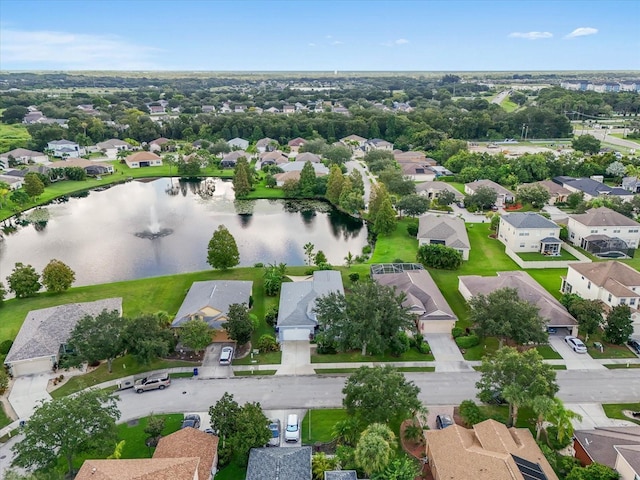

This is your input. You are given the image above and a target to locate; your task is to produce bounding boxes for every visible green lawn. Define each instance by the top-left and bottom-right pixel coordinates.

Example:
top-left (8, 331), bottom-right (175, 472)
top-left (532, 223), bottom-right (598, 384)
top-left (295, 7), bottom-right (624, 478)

top-left (369, 218), bottom-right (419, 263)
top-left (116, 414), bottom-right (183, 459)
top-left (315, 366), bottom-right (435, 374)
top-left (610, 133), bottom-right (640, 145)
top-left (311, 348), bottom-right (434, 363)
top-left (602, 403), bottom-right (640, 425)
top-left (605, 363), bottom-right (640, 369)
top-left (0, 123), bottom-right (31, 152)
top-left (584, 332), bottom-right (638, 359)
top-left (535, 345), bottom-right (563, 359)
top-left (234, 369), bottom-right (277, 376)
top-left (233, 351), bottom-right (282, 366)
top-left (500, 98), bottom-right (519, 113)
top-left (215, 463), bottom-right (247, 480)
top-left (50, 356), bottom-right (197, 398)
top-left (0, 403), bottom-right (12, 429)
top-left (517, 250), bottom-right (577, 261)
top-left (301, 408), bottom-right (348, 444)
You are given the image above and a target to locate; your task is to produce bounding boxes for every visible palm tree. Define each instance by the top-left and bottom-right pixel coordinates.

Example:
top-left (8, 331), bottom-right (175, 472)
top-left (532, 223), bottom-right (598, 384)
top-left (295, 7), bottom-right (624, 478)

top-left (355, 424), bottom-right (395, 477)
top-left (547, 398), bottom-right (582, 446)
top-left (503, 384), bottom-right (528, 427)
top-left (344, 251), bottom-right (354, 268)
top-left (530, 395), bottom-right (556, 441)
top-left (332, 417), bottom-right (360, 447)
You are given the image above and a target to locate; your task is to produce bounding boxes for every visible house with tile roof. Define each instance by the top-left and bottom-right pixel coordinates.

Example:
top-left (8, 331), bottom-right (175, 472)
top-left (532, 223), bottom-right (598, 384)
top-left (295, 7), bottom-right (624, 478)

top-left (418, 214), bottom-right (470, 260)
top-left (276, 271), bottom-right (343, 342)
top-left (498, 212), bottom-right (562, 255)
top-left (425, 419), bottom-right (558, 480)
top-left (561, 261), bottom-right (640, 336)
top-left (172, 281), bottom-right (253, 329)
top-left (573, 426), bottom-right (640, 479)
top-left (566, 207), bottom-right (640, 254)
top-left (246, 447), bottom-right (312, 480)
top-left (76, 427), bottom-right (219, 480)
top-left (4, 298), bottom-right (123, 377)
top-left (465, 179), bottom-right (515, 207)
top-left (459, 271), bottom-right (578, 335)
top-left (373, 267), bottom-right (457, 334)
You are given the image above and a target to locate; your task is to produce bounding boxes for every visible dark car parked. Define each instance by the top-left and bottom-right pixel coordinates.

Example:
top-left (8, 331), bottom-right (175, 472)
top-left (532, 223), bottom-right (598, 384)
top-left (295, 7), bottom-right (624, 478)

top-left (181, 414), bottom-right (201, 430)
top-left (628, 339), bottom-right (640, 354)
top-left (436, 414), bottom-right (454, 429)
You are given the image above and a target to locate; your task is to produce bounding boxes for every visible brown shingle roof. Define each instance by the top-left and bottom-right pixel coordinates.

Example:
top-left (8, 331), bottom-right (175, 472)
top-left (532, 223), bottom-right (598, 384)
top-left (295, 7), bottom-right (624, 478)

top-left (126, 151), bottom-right (161, 162)
top-left (154, 427), bottom-right (219, 480)
top-left (570, 207), bottom-right (640, 227)
top-left (75, 458), bottom-right (200, 480)
top-left (529, 180), bottom-right (571, 197)
top-left (569, 261), bottom-right (640, 292)
top-left (425, 419), bottom-right (558, 480)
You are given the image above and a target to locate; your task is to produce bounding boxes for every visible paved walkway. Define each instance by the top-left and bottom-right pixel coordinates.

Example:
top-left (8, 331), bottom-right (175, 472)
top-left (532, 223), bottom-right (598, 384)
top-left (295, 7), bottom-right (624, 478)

top-left (566, 403), bottom-right (637, 430)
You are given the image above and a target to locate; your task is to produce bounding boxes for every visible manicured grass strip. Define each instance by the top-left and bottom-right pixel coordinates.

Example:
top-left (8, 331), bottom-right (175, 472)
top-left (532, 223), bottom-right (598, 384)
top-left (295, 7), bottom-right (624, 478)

top-left (50, 356), bottom-right (196, 398)
top-left (233, 351), bottom-right (282, 366)
top-left (170, 372), bottom-right (194, 378)
top-left (311, 349), bottom-right (434, 364)
top-left (602, 402), bottom-right (640, 425)
top-left (0, 403), bottom-right (12, 430)
top-left (301, 408), bottom-right (348, 444)
top-left (517, 250), bottom-right (577, 261)
top-left (234, 369), bottom-right (277, 376)
top-left (604, 363), bottom-right (640, 369)
top-left (535, 345), bottom-right (563, 360)
top-left (315, 368), bottom-right (359, 374)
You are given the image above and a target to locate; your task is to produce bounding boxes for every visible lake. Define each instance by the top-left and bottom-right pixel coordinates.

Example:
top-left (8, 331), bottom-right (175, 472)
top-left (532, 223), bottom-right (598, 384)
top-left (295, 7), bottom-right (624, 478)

top-left (0, 178), bottom-right (368, 287)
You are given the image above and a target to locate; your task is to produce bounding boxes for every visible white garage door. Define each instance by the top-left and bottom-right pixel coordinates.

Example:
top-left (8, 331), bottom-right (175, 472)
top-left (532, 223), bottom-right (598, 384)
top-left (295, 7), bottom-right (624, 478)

top-left (11, 358), bottom-right (53, 376)
top-left (281, 328), bottom-right (312, 341)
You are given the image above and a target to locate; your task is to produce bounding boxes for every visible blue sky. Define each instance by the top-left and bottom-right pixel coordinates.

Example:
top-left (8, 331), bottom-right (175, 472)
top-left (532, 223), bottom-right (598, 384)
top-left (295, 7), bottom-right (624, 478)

top-left (1, 0), bottom-right (638, 71)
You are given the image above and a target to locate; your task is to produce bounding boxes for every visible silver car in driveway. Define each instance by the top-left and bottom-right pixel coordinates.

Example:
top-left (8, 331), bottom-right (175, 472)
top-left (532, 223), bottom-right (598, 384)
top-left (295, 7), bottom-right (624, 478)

top-left (565, 336), bottom-right (587, 353)
top-left (268, 419), bottom-right (281, 446)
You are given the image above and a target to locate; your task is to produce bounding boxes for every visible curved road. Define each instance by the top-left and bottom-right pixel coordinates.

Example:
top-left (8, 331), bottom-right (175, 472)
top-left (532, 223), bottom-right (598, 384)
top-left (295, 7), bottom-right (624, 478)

top-left (576, 128), bottom-right (639, 151)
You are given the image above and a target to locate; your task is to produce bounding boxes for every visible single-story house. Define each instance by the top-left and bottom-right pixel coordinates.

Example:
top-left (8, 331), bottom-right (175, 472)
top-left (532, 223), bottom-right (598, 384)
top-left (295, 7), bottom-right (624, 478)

top-left (227, 137), bottom-right (249, 150)
top-left (172, 280), bottom-right (253, 329)
top-left (246, 447), bottom-right (312, 480)
top-left (0, 148), bottom-right (49, 165)
top-left (49, 158), bottom-right (114, 174)
top-left (573, 426), bottom-right (640, 479)
top-left (48, 139), bottom-right (83, 158)
top-left (273, 170), bottom-right (327, 187)
top-left (373, 267), bottom-right (457, 334)
top-left (415, 181), bottom-right (464, 201)
top-left (622, 176), bottom-right (640, 194)
top-left (498, 212), bottom-right (562, 255)
top-left (125, 151), bottom-right (163, 168)
top-left (76, 427), bottom-right (219, 480)
top-left (279, 161), bottom-right (329, 175)
top-left (340, 134), bottom-right (367, 148)
top-left (287, 137), bottom-right (307, 155)
top-left (428, 165), bottom-right (453, 177)
top-left (4, 298), bottom-right (123, 377)
top-left (562, 261), bottom-right (640, 336)
top-left (0, 174), bottom-right (25, 190)
top-left (525, 180), bottom-right (571, 205)
top-left (295, 152), bottom-right (322, 163)
top-left (459, 271), bottom-right (578, 335)
top-left (566, 207), bottom-right (640, 254)
top-left (149, 137), bottom-right (170, 152)
top-left (276, 270), bottom-right (344, 342)
top-left (256, 137), bottom-right (276, 153)
top-left (553, 176), bottom-right (634, 202)
top-left (418, 214), bottom-right (470, 260)
top-left (394, 150), bottom-right (435, 165)
top-left (220, 150), bottom-right (249, 168)
top-left (399, 162), bottom-right (436, 181)
top-left (259, 150), bottom-right (289, 167)
top-left (425, 419), bottom-right (558, 480)
top-left (364, 138), bottom-right (393, 152)
top-left (465, 179), bottom-right (515, 207)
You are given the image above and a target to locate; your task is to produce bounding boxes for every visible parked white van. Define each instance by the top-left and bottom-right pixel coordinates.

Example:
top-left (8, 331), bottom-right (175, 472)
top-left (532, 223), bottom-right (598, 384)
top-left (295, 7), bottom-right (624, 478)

top-left (284, 414), bottom-right (299, 443)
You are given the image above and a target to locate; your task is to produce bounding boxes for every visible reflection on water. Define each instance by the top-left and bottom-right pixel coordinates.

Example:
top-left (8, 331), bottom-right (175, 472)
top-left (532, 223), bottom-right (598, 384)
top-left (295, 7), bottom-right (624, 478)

top-left (0, 178), bottom-right (368, 287)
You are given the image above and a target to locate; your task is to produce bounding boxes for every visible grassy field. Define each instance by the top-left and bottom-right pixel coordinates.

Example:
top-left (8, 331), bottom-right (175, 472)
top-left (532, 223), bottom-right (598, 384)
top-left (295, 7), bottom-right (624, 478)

top-left (517, 250), bottom-right (577, 261)
top-left (500, 98), bottom-right (519, 113)
top-left (0, 123), bottom-right (31, 152)
top-left (369, 218), bottom-right (419, 263)
top-left (610, 133), bottom-right (640, 145)
top-left (116, 414), bottom-right (183, 458)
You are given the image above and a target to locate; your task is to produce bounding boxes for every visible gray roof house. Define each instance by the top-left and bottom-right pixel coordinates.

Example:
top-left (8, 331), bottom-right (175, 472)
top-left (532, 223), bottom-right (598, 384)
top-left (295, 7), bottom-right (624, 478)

top-left (498, 212), bottom-right (562, 255)
top-left (416, 181), bottom-right (464, 201)
top-left (172, 281), bottom-right (253, 329)
top-left (227, 137), bottom-right (250, 150)
top-left (418, 214), bottom-right (471, 260)
top-left (553, 176), bottom-right (634, 202)
top-left (4, 298), bottom-right (123, 377)
top-left (573, 427), bottom-right (640, 473)
top-left (458, 271), bottom-right (578, 335)
top-left (246, 447), bottom-right (312, 480)
top-left (373, 268), bottom-right (457, 334)
top-left (277, 271), bottom-right (344, 342)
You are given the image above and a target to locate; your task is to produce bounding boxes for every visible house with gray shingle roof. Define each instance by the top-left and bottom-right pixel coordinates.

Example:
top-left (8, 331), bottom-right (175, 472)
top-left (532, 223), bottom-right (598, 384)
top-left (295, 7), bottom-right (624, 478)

top-left (227, 137), bottom-right (249, 150)
top-left (418, 214), bottom-right (470, 260)
top-left (416, 181), bottom-right (464, 201)
top-left (459, 271), bottom-right (578, 335)
top-left (171, 281), bottom-right (253, 329)
top-left (464, 179), bottom-right (514, 207)
top-left (373, 267), bottom-right (457, 334)
top-left (4, 298), bottom-right (123, 377)
top-left (498, 212), bottom-right (562, 255)
top-left (276, 271), bottom-right (343, 342)
top-left (246, 447), bottom-right (312, 480)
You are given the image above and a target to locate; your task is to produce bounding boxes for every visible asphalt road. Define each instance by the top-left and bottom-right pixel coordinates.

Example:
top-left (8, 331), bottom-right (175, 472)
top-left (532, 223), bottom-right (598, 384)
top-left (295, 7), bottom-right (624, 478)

top-left (491, 90), bottom-right (512, 105)
top-left (576, 128), bottom-right (639, 150)
top-left (117, 369), bottom-right (640, 422)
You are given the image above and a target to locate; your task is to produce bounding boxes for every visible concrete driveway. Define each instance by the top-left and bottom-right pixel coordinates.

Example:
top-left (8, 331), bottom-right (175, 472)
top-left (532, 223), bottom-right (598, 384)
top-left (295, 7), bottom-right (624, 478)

top-left (8, 374), bottom-right (52, 420)
top-left (264, 408), bottom-right (307, 447)
top-left (198, 343), bottom-right (235, 378)
top-left (565, 403), bottom-right (637, 430)
top-left (548, 335), bottom-right (606, 370)
top-left (423, 333), bottom-right (473, 372)
top-left (277, 341), bottom-right (314, 376)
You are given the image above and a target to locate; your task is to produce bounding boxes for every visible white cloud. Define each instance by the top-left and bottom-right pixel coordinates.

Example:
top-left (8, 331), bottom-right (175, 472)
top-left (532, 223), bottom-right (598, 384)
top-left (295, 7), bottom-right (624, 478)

top-left (508, 31), bottom-right (553, 40)
top-left (565, 27), bottom-right (598, 39)
top-left (0, 28), bottom-right (161, 69)
top-left (382, 38), bottom-right (411, 47)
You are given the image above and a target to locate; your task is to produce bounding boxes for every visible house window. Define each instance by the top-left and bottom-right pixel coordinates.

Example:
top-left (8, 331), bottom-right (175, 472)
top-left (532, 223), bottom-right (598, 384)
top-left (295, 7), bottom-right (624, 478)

top-left (608, 293), bottom-right (612, 302)
top-left (587, 281), bottom-right (591, 289)
top-left (613, 229), bottom-right (620, 233)
top-left (630, 229), bottom-right (639, 233)
top-left (570, 233), bottom-right (575, 239)
top-left (631, 298), bottom-right (636, 306)
top-left (520, 243), bottom-right (525, 248)
top-left (620, 298), bottom-right (627, 305)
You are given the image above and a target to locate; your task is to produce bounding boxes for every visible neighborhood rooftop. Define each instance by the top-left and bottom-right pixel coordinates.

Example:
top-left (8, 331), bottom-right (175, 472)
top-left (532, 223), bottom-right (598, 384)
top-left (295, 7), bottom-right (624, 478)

top-left (500, 212), bottom-right (559, 229)
top-left (569, 206), bottom-right (640, 227)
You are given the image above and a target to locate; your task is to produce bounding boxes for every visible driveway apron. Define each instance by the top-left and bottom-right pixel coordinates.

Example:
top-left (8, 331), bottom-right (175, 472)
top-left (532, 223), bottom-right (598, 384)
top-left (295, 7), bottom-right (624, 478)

top-left (548, 336), bottom-right (606, 370)
top-left (277, 341), bottom-right (314, 375)
top-left (8, 374), bottom-right (52, 420)
top-left (422, 333), bottom-right (473, 372)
